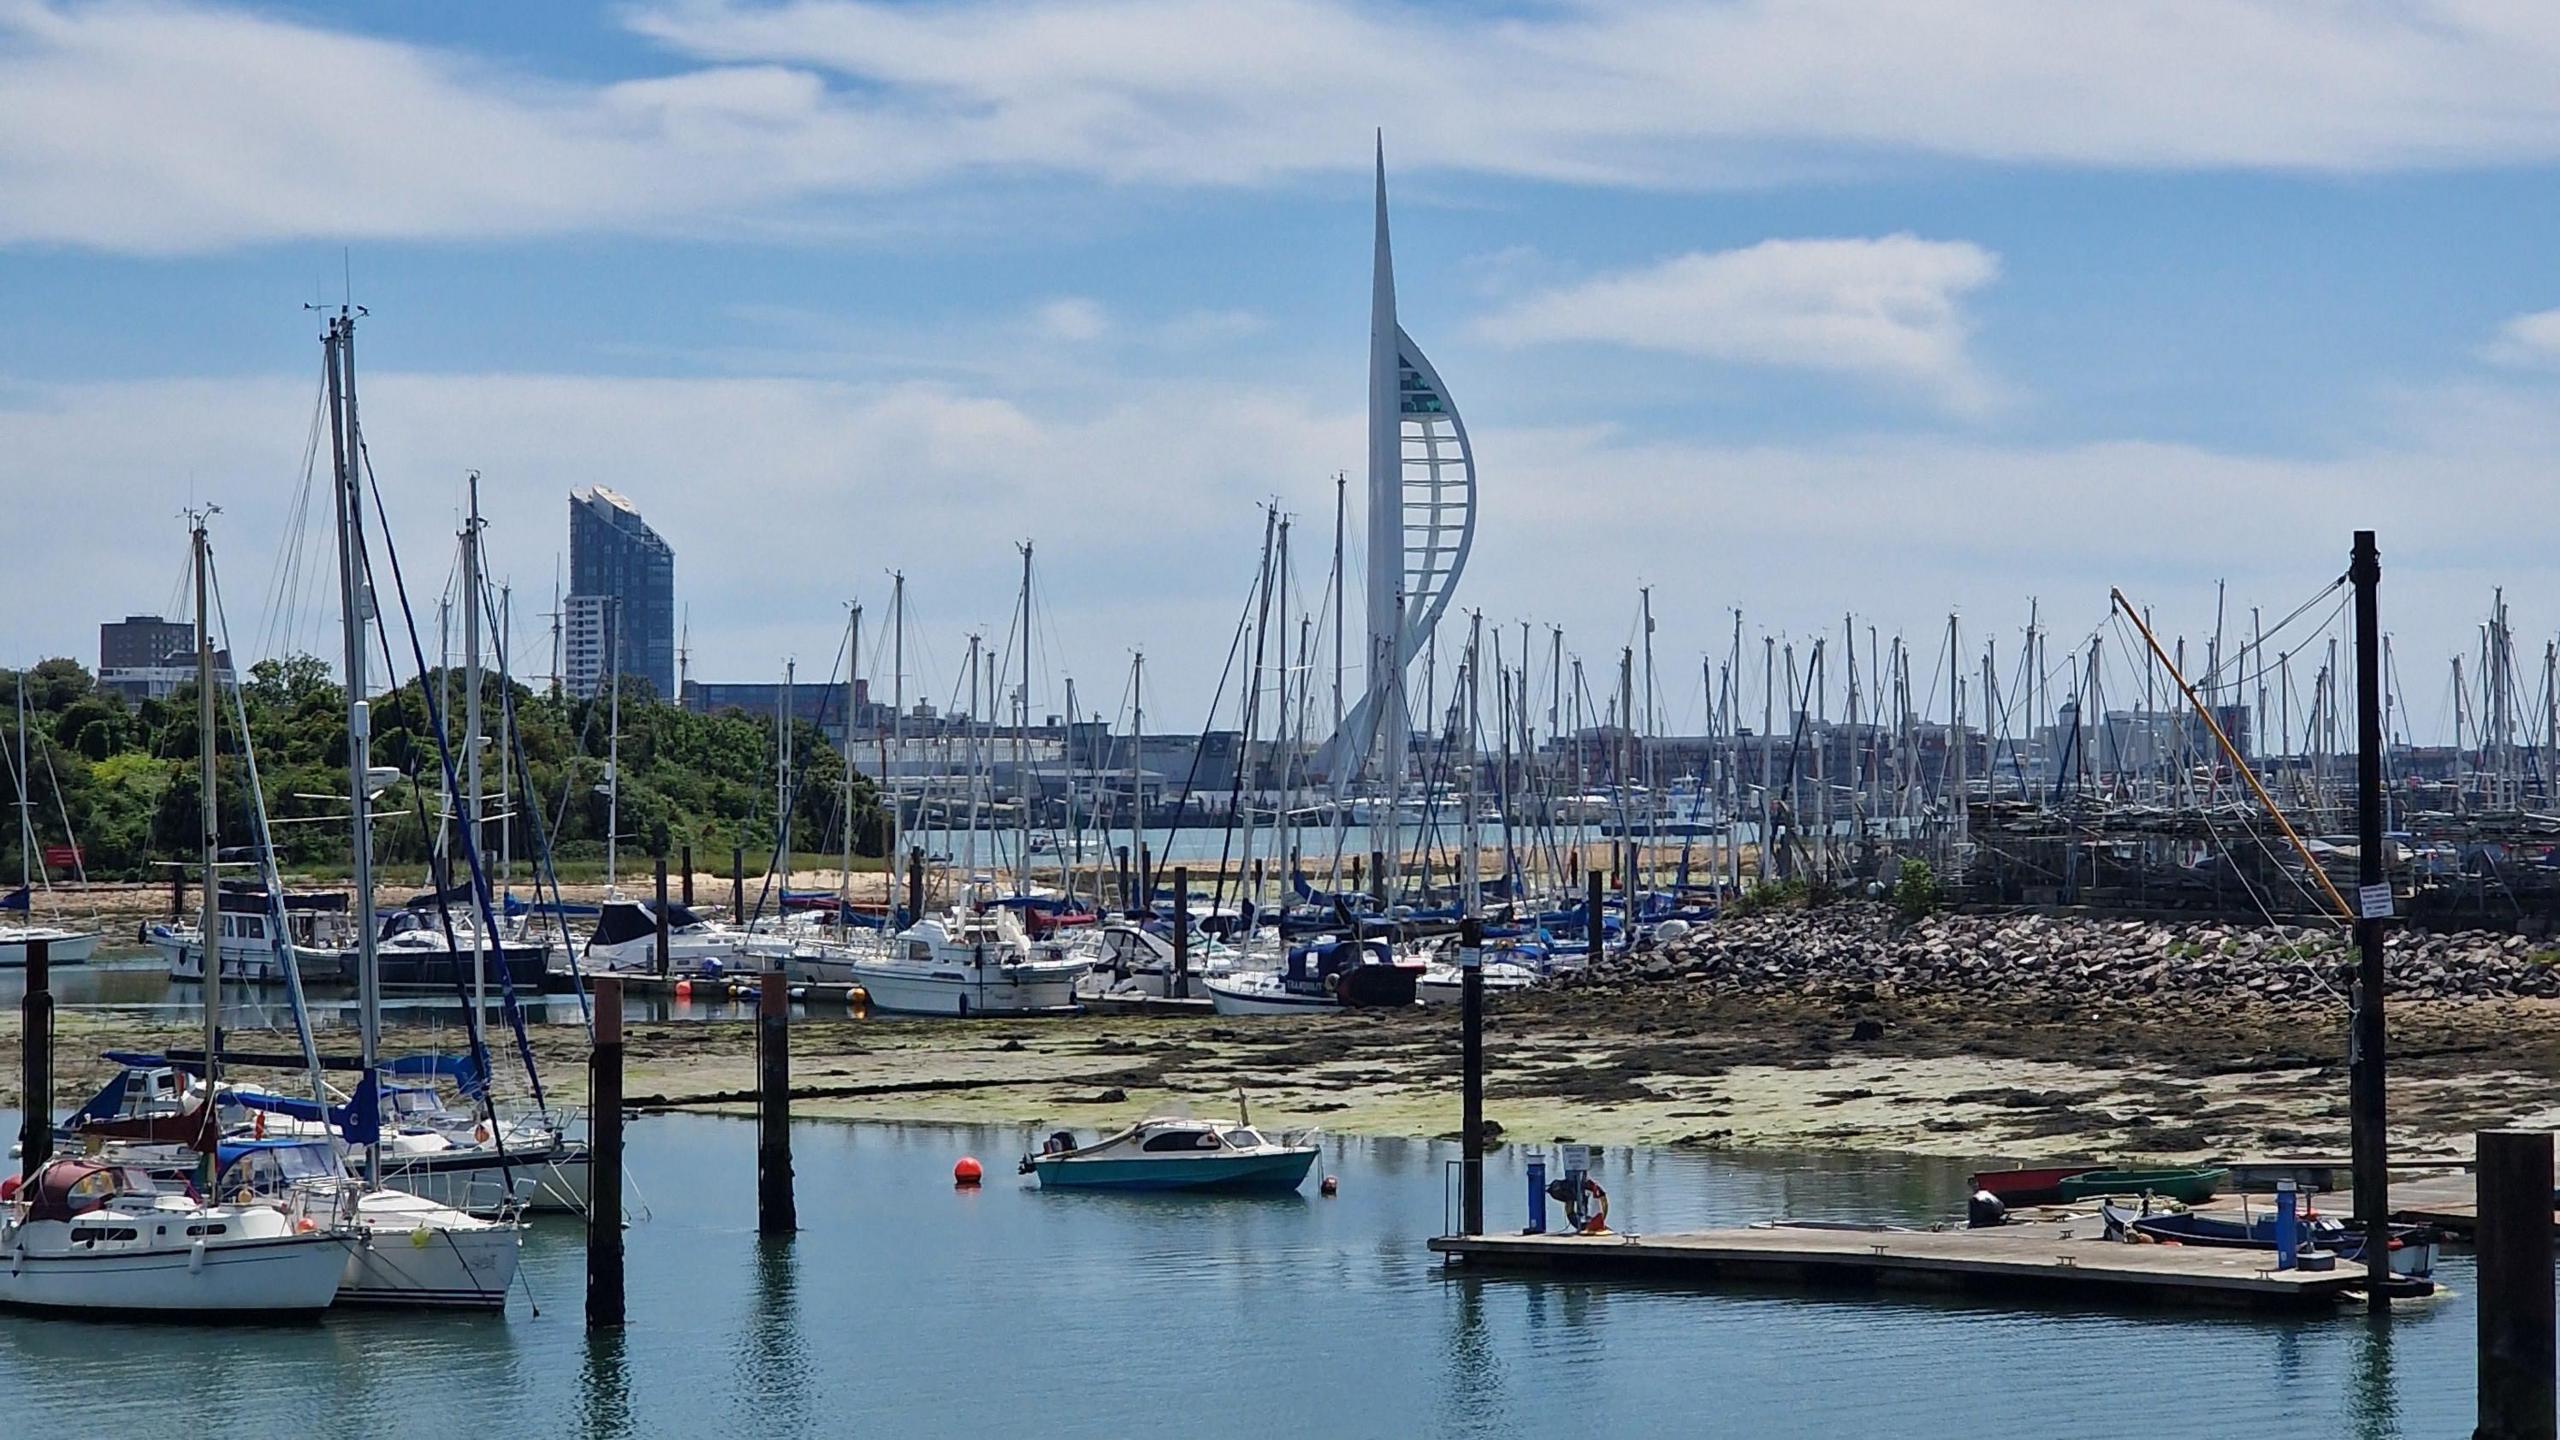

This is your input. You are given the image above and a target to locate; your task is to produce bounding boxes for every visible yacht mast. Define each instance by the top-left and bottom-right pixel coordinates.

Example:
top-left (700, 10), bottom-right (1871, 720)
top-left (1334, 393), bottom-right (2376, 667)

top-left (889, 574), bottom-right (906, 918)
top-left (191, 508), bottom-right (222, 1190)
top-left (1127, 652), bottom-right (1143, 915)
top-left (605, 599), bottom-right (621, 896)
top-left (463, 471), bottom-right (485, 1018)
top-left (324, 308), bottom-right (382, 1189)
top-left (1016, 542), bottom-right (1034, 899)
top-left (841, 604), bottom-right (861, 909)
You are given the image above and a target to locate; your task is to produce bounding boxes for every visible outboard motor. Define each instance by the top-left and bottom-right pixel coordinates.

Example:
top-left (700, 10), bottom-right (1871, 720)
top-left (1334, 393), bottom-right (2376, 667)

top-left (1967, 1188), bottom-right (2009, 1229)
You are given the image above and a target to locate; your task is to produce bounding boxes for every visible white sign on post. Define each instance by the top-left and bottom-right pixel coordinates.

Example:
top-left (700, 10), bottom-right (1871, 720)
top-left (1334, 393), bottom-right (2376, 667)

top-left (1560, 1144), bottom-right (1592, 1175)
top-left (2357, 883), bottom-right (2394, 920)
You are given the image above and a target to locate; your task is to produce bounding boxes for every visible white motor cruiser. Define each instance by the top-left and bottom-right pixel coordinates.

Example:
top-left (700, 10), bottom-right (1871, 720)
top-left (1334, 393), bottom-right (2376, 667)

top-left (847, 906), bottom-right (1086, 1016)
top-left (0, 1155), bottom-right (348, 1317)
top-left (151, 886), bottom-right (355, 987)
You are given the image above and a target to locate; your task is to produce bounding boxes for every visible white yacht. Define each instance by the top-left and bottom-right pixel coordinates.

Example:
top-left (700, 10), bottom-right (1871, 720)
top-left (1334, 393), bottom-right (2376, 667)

top-left (580, 899), bottom-right (750, 972)
top-left (846, 906), bottom-right (1087, 1016)
top-left (0, 924), bottom-right (99, 967)
top-left (0, 1155), bottom-right (348, 1316)
top-left (214, 1136), bottom-right (520, 1311)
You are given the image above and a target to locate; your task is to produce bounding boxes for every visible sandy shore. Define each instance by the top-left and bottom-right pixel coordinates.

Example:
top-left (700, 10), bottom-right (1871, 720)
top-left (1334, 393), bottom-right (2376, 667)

top-left (12, 986), bottom-right (2552, 1166)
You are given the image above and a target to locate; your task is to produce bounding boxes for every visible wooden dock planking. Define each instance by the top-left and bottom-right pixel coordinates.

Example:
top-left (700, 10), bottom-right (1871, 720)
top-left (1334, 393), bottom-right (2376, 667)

top-left (1427, 1225), bottom-right (2364, 1310)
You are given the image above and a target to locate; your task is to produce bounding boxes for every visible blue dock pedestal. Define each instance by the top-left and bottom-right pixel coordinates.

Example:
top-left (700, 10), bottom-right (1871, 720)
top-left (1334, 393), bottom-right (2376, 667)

top-left (1525, 1156), bottom-right (1548, 1234)
top-left (2274, 1180), bottom-right (2299, 1270)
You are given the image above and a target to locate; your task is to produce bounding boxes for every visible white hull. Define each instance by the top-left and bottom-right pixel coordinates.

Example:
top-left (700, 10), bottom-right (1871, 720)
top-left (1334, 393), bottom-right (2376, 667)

top-left (584, 930), bottom-right (749, 972)
top-left (155, 932), bottom-right (345, 987)
top-left (1201, 976), bottom-right (1340, 1016)
top-left (1415, 964), bottom-right (1542, 1005)
top-left (845, 963), bottom-right (1083, 1016)
top-left (0, 1233), bottom-right (346, 1315)
top-left (337, 1191), bottom-right (520, 1310)
top-left (0, 929), bottom-right (98, 966)
top-left (381, 1146), bottom-right (592, 1217)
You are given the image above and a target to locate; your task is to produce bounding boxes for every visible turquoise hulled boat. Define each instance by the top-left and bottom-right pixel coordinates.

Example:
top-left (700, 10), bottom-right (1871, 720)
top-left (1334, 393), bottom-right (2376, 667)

top-left (1020, 1116), bottom-right (1319, 1192)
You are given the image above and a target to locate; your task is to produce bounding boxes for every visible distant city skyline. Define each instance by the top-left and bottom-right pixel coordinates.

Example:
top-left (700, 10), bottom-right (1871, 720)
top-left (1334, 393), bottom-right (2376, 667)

top-left (7, 2), bottom-right (2560, 747)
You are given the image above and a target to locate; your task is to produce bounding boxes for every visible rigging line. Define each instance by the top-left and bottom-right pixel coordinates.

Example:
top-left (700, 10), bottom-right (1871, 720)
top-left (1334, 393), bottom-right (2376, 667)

top-left (357, 438), bottom-right (548, 1119)
top-left (203, 543), bottom-right (328, 1099)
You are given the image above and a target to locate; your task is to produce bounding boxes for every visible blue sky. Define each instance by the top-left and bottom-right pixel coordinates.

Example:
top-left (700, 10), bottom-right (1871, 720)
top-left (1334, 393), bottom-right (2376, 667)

top-left (6, 0), bottom-right (2560, 743)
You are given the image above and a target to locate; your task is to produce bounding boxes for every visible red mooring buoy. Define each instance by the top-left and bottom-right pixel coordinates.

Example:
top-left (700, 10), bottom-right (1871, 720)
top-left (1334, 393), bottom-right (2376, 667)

top-left (954, 1157), bottom-right (984, 1187)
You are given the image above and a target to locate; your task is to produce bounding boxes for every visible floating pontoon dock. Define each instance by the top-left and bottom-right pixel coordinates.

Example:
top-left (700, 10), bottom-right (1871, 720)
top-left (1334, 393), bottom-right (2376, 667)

top-left (1427, 1224), bottom-right (2371, 1310)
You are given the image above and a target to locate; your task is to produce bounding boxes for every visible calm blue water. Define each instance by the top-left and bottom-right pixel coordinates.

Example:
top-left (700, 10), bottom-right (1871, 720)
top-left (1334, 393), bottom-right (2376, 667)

top-left (0, 1114), bottom-right (2498, 1437)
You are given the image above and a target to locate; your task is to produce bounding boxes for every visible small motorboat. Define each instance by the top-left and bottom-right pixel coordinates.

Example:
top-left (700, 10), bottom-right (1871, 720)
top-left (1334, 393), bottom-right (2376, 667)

top-left (2054, 1167), bottom-right (2228, 1205)
top-left (2101, 1201), bottom-right (2438, 1278)
top-left (1968, 1166), bottom-right (2097, 1208)
top-left (1202, 936), bottom-right (1423, 1015)
top-left (1019, 1115), bottom-right (1319, 1192)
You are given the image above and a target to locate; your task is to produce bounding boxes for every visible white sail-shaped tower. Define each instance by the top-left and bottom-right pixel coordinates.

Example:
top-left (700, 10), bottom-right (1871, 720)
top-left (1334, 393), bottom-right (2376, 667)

top-left (1315, 138), bottom-right (1477, 803)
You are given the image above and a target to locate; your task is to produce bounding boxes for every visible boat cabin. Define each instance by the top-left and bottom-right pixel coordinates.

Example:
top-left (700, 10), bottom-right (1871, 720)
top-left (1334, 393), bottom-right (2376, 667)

top-left (215, 1140), bottom-right (344, 1198)
top-left (19, 1159), bottom-right (162, 1223)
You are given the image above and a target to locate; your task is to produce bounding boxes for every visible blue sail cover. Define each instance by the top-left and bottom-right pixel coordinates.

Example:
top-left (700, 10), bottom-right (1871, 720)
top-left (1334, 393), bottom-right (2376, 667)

top-left (231, 1073), bottom-right (380, 1145)
top-left (381, 1053), bottom-right (490, 1099)
top-left (0, 886), bottom-right (26, 912)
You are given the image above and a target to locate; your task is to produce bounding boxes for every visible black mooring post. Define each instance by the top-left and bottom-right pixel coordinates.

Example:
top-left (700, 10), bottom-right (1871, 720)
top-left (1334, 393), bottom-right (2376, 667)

top-left (2349, 530), bottom-right (2391, 1310)
top-left (906, 846), bottom-right (925, 923)
top-left (170, 867), bottom-right (185, 921)
top-left (1139, 844), bottom-right (1154, 913)
top-left (20, 937), bottom-right (51, 1182)
top-left (1587, 870), bottom-right (1606, 959)
top-left (2475, 1128), bottom-right (2557, 1440)
top-left (654, 859), bottom-right (671, 980)
top-left (1115, 845), bottom-right (1131, 916)
top-left (732, 844), bottom-right (746, 924)
top-left (1459, 916), bottom-right (1485, 1237)
top-left (587, 976), bottom-right (626, 1328)
top-left (1369, 850), bottom-right (1387, 904)
top-left (1171, 865), bottom-right (1190, 1000)
top-left (681, 843), bottom-right (694, 907)
top-left (758, 967), bottom-right (797, 1236)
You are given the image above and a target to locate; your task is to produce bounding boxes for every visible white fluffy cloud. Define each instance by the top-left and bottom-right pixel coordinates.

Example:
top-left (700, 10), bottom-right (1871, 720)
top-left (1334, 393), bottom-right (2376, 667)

top-left (3, 363), bottom-right (2553, 737)
top-left (9, 0), bottom-right (2560, 252)
top-left (2485, 308), bottom-right (2560, 368)
top-left (1475, 236), bottom-right (2002, 414)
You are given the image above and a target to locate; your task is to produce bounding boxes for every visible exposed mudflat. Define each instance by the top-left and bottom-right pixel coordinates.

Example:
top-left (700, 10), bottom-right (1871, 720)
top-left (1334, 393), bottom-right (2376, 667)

top-left (17, 984), bottom-right (2551, 1166)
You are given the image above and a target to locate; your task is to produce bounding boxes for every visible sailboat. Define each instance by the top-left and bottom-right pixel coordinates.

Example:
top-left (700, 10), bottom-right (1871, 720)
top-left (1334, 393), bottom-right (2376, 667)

top-left (0, 674), bottom-right (100, 967)
top-left (0, 511), bottom-right (351, 1319)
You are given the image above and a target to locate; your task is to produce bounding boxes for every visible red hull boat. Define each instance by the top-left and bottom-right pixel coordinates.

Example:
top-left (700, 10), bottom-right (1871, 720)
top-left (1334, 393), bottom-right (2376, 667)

top-left (1968, 1165), bottom-right (2094, 1207)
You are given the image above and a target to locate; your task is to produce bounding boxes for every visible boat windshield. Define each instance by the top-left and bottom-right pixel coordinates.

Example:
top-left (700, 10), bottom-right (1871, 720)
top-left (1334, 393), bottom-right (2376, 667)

top-left (1225, 1129), bottom-right (1266, 1149)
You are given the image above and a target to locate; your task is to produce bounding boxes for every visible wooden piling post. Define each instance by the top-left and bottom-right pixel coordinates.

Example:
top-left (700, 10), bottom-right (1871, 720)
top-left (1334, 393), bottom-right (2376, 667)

top-left (731, 844), bottom-right (746, 924)
top-left (2476, 1128), bottom-right (2556, 1440)
top-left (19, 938), bottom-right (51, 1181)
top-left (587, 976), bottom-right (626, 1328)
top-left (1587, 870), bottom-right (1606, 959)
top-left (1369, 850), bottom-right (1386, 904)
top-left (1171, 865), bottom-right (1190, 1000)
top-left (2348, 530), bottom-right (2391, 1310)
top-left (906, 846), bottom-right (924, 923)
top-left (170, 867), bottom-right (185, 921)
top-left (1459, 917), bottom-right (1485, 1237)
top-left (681, 843), bottom-right (694, 907)
top-left (654, 858), bottom-right (671, 980)
top-left (1115, 845), bottom-right (1131, 915)
top-left (1139, 844), bottom-right (1154, 912)
top-left (757, 966), bottom-right (797, 1236)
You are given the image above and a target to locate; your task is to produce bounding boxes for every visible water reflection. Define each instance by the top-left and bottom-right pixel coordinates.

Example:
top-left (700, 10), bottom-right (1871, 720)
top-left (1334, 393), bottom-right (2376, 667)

top-left (1437, 1275), bottom-right (1509, 1437)
top-left (581, 1326), bottom-right (633, 1440)
top-left (737, 1236), bottom-right (809, 1437)
top-left (2349, 1313), bottom-right (2401, 1440)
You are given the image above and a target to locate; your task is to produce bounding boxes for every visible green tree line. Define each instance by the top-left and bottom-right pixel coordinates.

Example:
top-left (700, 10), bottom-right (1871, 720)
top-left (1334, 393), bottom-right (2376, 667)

top-left (1, 656), bottom-right (881, 882)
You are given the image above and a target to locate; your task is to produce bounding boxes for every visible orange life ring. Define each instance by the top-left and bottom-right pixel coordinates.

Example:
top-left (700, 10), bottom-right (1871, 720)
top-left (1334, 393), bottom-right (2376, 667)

top-left (1578, 1179), bottom-right (1611, 1235)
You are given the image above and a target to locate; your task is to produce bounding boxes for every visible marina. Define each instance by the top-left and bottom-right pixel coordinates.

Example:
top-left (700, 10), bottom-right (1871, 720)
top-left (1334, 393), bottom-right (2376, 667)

top-left (0, 1114), bottom-right (2521, 1437)
top-left (4, 6), bottom-right (2560, 1433)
